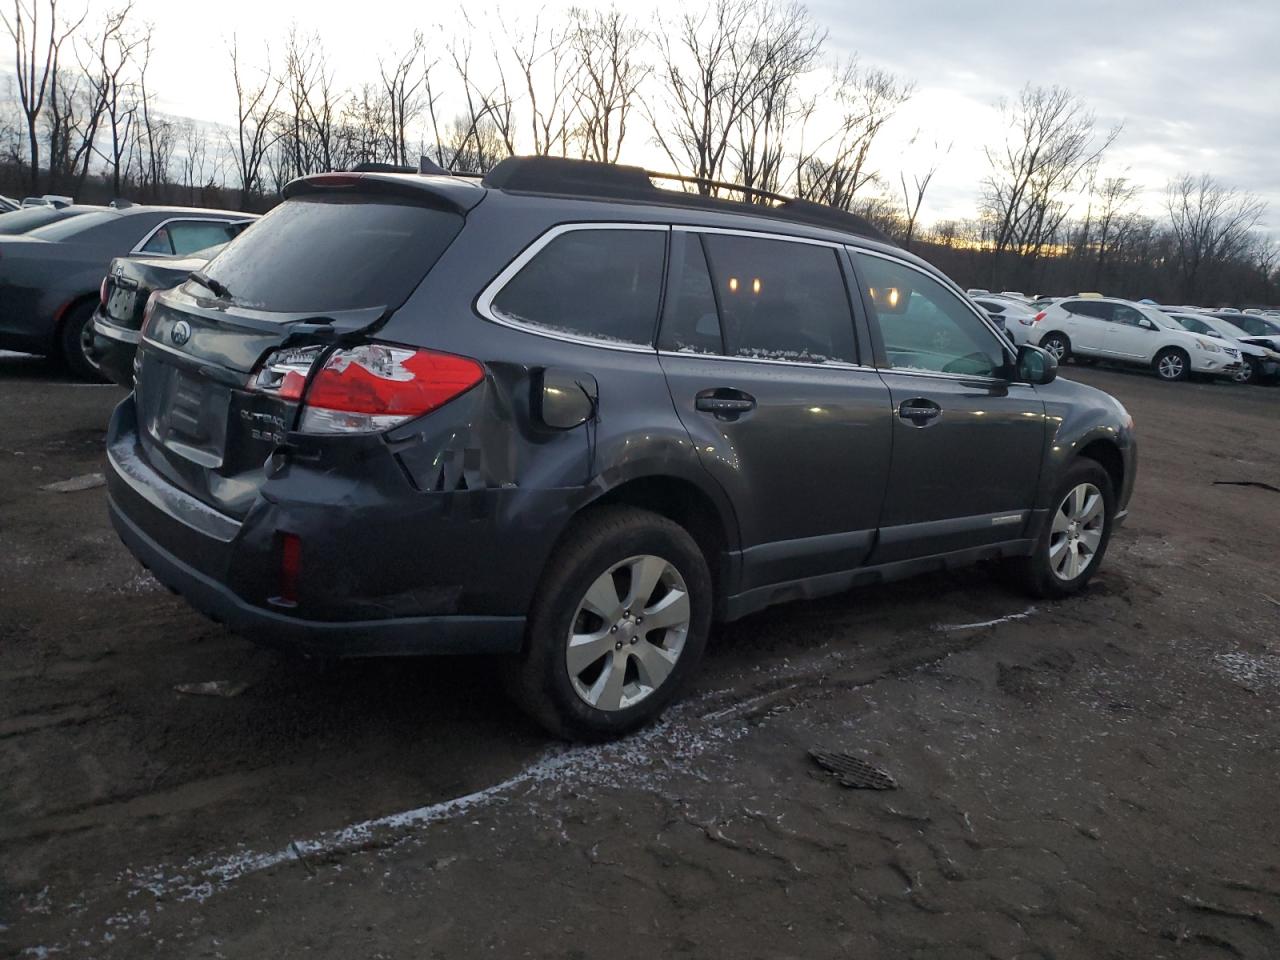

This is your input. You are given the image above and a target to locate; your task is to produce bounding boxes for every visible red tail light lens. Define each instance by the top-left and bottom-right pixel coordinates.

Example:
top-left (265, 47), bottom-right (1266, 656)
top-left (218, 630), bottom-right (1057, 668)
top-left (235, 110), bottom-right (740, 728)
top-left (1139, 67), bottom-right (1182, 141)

top-left (1028, 310), bottom-right (1047, 325)
top-left (140, 291), bottom-right (161, 337)
top-left (99, 276), bottom-right (109, 306)
top-left (256, 343), bottom-right (483, 435)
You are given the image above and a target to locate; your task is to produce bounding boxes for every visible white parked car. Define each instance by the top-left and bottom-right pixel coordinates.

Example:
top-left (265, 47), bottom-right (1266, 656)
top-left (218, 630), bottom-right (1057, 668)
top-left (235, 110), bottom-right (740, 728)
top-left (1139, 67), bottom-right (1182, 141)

top-left (1031, 296), bottom-right (1242, 382)
top-left (971, 295), bottom-right (1044, 346)
top-left (1167, 312), bottom-right (1280, 384)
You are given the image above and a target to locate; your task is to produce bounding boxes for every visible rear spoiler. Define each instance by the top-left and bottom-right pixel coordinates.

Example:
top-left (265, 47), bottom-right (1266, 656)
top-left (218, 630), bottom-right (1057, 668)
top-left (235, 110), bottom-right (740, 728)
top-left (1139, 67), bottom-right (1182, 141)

top-left (283, 172), bottom-right (485, 215)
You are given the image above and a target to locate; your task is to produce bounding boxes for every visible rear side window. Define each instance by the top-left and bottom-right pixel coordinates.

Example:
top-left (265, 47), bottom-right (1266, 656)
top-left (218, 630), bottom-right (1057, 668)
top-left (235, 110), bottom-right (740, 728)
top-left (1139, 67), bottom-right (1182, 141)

top-left (698, 233), bottom-right (856, 363)
top-left (1064, 300), bottom-right (1112, 320)
top-left (200, 196), bottom-right (463, 312)
top-left (140, 220), bottom-right (239, 256)
top-left (490, 228), bottom-right (665, 345)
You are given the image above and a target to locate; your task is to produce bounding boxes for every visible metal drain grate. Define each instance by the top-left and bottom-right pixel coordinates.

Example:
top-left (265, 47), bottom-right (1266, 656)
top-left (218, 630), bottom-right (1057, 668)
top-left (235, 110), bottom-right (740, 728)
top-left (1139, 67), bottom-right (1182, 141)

top-left (809, 749), bottom-right (897, 790)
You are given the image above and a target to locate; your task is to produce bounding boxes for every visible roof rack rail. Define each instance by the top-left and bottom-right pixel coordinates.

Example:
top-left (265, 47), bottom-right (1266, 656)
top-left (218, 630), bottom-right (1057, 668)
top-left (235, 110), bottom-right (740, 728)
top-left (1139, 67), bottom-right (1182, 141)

top-left (481, 156), bottom-right (890, 244)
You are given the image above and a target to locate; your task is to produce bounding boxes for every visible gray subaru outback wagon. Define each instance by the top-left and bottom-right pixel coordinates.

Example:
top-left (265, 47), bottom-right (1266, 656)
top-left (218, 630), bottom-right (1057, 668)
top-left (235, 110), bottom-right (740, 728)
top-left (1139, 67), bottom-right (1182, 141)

top-left (106, 157), bottom-right (1136, 739)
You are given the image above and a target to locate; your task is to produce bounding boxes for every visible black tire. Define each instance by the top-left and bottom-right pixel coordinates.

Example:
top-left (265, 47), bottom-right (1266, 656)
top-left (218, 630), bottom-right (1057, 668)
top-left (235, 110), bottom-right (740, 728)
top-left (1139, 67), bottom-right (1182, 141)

top-left (1152, 347), bottom-right (1189, 382)
top-left (1009, 458), bottom-right (1115, 600)
top-left (1040, 332), bottom-right (1070, 364)
top-left (1236, 358), bottom-right (1258, 385)
top-left (58, 300), bottom-right (109, 382)
top-left (504, 506), bottom-right (713, 741)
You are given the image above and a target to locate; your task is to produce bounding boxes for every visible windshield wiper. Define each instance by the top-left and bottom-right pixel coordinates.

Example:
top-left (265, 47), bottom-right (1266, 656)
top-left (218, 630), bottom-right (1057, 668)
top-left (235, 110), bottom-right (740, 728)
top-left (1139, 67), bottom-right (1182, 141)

top-left (189, 270), bottom-right (231, 299)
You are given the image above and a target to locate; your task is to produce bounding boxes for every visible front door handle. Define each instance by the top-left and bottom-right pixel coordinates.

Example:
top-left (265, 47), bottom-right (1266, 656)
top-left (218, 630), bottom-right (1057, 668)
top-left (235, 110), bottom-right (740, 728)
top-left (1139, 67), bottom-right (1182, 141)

top-left (898, 398), bottom-right (942, 426)
top-left (695, 388), bottom-right (756, 419)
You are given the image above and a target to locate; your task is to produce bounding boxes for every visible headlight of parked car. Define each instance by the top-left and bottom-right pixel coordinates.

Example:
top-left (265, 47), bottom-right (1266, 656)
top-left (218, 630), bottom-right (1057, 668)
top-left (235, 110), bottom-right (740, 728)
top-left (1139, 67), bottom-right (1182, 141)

top-left (1194, 338), bottom-right (1220, 353)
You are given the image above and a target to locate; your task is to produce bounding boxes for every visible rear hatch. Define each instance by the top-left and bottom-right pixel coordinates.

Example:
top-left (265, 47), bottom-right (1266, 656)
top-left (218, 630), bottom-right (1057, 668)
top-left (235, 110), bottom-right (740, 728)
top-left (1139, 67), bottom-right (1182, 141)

top-left (129, 176), bottom-right (481, 520)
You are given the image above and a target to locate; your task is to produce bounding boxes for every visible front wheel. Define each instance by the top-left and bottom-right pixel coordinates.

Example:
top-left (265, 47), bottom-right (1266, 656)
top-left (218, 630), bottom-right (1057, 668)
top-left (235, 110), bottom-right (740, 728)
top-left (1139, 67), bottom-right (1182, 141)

top-left (1153, 347), bottom-right (1189, 382)
top-left (1009, 459), bottom-right (1115, 599)
top-left (1234, 358), bottom-right (1257, 385)
top-left (504, 506), bottom-right (713, 740)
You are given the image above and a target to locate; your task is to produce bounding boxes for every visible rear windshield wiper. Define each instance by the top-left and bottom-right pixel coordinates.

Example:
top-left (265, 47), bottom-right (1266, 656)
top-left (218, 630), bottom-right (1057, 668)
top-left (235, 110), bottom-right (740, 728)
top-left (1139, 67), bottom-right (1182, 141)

top-left (189, 270), bottom-right (231, 299)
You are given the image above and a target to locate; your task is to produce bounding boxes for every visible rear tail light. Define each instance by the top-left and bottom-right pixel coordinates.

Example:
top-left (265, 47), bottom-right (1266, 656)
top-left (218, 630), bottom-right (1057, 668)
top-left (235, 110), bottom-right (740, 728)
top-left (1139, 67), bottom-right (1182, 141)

top-left (140, 291), bottom-right (161, 337)
top-left (251, 343), bottom-right (484, 435)
top-left (99, 276), bottom-right (109, 306)
top-left (1024, 311), bottom-right (1046, 326)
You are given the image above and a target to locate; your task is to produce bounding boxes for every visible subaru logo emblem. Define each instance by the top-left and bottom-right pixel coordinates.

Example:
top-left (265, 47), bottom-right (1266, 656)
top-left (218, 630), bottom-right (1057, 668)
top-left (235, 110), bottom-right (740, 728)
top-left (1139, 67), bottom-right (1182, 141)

top-left (171, 320), bottom-right (191, 346)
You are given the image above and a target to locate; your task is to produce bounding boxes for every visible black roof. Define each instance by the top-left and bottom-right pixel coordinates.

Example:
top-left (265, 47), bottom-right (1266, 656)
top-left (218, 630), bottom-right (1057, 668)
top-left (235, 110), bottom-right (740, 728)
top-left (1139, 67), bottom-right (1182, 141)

top-left (481, 156), bottom-right (892, 245)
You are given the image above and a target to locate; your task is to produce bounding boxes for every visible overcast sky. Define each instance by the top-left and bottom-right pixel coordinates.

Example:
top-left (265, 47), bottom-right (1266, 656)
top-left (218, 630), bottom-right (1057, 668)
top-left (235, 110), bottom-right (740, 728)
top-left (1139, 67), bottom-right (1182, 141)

top-left (22, 0), bottom-right (1280, 231)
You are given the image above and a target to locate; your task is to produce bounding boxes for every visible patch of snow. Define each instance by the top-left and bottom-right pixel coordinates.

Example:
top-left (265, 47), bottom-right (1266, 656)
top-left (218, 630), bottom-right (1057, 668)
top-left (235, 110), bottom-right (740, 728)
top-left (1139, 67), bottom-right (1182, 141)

top-left (933, 606), bottom-right (1037, 632)
top-left (1214, 651), bottom-right (1280, 692)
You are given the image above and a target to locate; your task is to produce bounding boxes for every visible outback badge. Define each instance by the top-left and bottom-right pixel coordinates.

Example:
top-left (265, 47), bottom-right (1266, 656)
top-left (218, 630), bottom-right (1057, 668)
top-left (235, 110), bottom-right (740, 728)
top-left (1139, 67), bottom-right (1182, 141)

top-left (170, 320), bottom-right (191, 346)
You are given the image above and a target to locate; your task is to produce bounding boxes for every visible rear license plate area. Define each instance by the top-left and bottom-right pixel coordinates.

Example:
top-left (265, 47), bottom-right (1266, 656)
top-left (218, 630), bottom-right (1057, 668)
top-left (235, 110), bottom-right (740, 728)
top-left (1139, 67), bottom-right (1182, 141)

top-left (106, 285), bottom-right (137, 322)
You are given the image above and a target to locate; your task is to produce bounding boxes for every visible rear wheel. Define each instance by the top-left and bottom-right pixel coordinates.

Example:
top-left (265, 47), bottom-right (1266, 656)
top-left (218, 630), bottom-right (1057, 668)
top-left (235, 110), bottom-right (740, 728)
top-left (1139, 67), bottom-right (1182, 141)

top-left (1009, 459), bottom-right (1115, 599)
top-left (1040, 332), bottom-right (1070, 363)
top-left (505, 506), bottom-right (712, 740)
top-left (1153, 347), bottom-right (1189, 382)
top-left (58, 300), bottom-right (108, 382)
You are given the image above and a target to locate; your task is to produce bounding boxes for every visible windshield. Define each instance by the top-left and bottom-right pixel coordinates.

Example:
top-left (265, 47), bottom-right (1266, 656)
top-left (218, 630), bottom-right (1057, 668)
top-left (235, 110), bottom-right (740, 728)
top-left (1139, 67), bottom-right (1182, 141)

top-left (197, 195), bottom-right (463, 313)
top-left (27, 210), bottom-right (120, 241)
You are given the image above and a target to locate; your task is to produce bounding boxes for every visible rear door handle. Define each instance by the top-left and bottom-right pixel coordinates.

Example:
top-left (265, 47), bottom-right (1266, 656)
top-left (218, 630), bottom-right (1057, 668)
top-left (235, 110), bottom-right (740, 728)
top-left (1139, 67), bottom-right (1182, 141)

top-left (898, 398), bottom-right (941, 426)
top-left (695, 388), bottom-right (756, 418)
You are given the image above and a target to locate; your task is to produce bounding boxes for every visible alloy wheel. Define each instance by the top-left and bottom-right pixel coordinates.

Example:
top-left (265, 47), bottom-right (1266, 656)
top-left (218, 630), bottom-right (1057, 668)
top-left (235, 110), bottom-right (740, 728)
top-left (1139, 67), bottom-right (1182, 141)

top-left (1049, 482), bottom-right (1105, 581)
top-left (1233, 361), bottom-right (1253, 384)
top-left (565, 554), bottom-right (691, 712)
top-left (1157, 353), bottom-right (1185, 380)
top-left (1043, 337), bottom-right (1067, 360)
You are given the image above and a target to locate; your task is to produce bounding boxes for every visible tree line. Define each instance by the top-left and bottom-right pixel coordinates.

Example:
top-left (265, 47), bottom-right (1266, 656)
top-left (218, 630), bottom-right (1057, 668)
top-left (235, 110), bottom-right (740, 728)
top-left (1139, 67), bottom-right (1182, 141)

top-left (2, 0), bottom-right (1275, 305)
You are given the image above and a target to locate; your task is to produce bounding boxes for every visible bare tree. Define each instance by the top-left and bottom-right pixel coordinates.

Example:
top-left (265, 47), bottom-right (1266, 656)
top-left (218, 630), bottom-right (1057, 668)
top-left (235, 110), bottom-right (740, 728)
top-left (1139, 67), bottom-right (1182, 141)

top-left (1088, 174), bottom-right (1140, 287)
top-left (729, 3), bottom-right (823, 198)
top-left (898, 134), bottom-right (950, 250)
top-left (227, 35), bottom-right (282, 206)
top-left (3, 0), bottom-right (87, 192)
top-left (568, 6), bottom-right (647, 163)
top-left (437, 24), bottom-right (513, 173)
top-left (176, 118), bottom-right (206, 200)
top-left (650, 0), bottom-right (820, 192)
top-left (89, 7), bottom-right (146, 198)
top-left (379, 31), bottom-right (428, 167)
top-left (982, 84), bottom-right (1120, 282)
top-left (793, 60), bottom-right (913, 210)
top-left (507, 14), bottom-right (580, 157)
top-left (1165, 173), bottom-right (1266, 301)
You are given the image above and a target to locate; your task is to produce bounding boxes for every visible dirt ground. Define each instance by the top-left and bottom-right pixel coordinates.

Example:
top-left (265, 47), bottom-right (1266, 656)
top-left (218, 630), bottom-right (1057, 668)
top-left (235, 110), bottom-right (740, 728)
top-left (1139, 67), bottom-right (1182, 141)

top-left (2, 351), bottom-right (1278, 960)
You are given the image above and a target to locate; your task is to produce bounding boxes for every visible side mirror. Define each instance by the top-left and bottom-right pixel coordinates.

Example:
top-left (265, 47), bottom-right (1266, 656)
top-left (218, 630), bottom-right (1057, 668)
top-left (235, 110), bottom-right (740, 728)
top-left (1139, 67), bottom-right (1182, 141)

top-left (1016, 344), bottom-right (1057, 385)
top-left (1139, 318), bottom-right (1157, 330)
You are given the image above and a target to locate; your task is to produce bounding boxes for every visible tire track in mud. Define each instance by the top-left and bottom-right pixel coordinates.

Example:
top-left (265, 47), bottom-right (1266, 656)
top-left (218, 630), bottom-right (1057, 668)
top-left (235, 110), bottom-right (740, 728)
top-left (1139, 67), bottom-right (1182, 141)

top-left (27, 605), bottom-right (1043, 953)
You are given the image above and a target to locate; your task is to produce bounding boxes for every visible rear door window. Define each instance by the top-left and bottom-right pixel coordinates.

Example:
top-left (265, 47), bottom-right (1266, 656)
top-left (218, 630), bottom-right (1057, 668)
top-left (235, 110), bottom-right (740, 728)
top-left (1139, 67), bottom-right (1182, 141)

top-left (199, 196), bottom-right (463, 313)
top-left (697, 233), bottom-right (856, 363)
top-left (489, 227), bottom-right (666, 346)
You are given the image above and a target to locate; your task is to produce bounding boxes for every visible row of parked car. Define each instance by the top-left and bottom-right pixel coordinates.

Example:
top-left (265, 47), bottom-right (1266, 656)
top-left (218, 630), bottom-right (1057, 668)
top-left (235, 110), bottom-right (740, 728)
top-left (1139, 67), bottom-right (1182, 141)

top-left (966, 290), bottom-right (1280, 385)
top-left (0, 159), bottom-right (1140, 738)
top-left (0, 199), bottom-right (254, 378)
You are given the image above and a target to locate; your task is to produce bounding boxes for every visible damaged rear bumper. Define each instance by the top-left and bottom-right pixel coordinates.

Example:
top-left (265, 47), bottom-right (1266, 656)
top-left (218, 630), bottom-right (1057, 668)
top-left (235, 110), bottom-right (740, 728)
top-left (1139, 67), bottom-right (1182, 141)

top-left (105, 396), bottom-right (538, 657)
top-left (109, 497), bottom-right (525, 657)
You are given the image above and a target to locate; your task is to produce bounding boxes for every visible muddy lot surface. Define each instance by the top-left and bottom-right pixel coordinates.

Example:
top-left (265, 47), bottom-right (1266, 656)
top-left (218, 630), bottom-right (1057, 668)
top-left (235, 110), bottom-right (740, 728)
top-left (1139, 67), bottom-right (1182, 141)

top-left (2, 353), bottom-right (1278, 959)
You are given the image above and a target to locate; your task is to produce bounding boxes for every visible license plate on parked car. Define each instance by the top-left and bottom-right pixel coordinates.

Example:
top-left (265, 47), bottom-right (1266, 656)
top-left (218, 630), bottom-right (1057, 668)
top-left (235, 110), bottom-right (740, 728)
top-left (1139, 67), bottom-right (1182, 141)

top-left (106, 286), bottom-right (137, 322)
